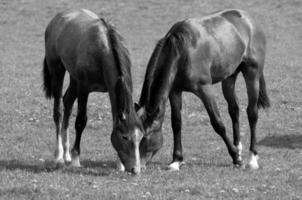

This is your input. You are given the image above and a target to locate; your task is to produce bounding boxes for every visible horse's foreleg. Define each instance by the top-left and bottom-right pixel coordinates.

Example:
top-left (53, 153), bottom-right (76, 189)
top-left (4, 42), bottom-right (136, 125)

top-left (71, 87), bottom-right (88, 167)
top-left (222, 72), bottom-right (242, 161)
top-left (61, 77), bottom-right (77, 163)
top-left (195, 84), bottom-right (242, 166)
top-left (168, 90), bottom-right (183, 171)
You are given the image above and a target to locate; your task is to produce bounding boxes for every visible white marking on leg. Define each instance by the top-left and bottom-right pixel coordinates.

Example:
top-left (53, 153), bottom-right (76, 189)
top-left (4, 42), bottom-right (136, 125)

top-left (237, 142), bottom-right (243, 161)
top-left (248, 152), bottom-right (259, 170)
top-left (62, 128), bottom-right (71, 162)
top-left (55, 128), bottom-right (64, 164)
top-left (168, 161), bottom-right (182, 171)
top-left (71, 150), bottom-right (81, 167)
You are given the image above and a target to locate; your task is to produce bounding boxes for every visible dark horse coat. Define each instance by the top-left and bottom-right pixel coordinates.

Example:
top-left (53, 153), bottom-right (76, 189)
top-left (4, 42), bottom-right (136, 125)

top-left (43, 9), bottom-right (143, 174)
top-left (137, 9), bottom-right (270, 170)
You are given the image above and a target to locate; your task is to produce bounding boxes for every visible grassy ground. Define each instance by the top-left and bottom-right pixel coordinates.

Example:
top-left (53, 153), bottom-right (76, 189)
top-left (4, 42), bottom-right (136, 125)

top-left (0, 0), bottom-right (301, 199)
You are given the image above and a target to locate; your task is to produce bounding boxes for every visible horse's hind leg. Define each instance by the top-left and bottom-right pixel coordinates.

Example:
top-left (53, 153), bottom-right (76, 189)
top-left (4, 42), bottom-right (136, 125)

top-left (71, 85), bottom-right (89, 167)
top-left (194, 84), bottom-right (242, 166)
top-left (168, 90), bottom-right (183, 170)
top-left (242, 61), bottom-right (261, 169)
top-left (61, 76), bottom-right (77, 163)
top-left (222, 71), bottom-right (242, 161)
top-left (48, 59), bottom-right (66, 165)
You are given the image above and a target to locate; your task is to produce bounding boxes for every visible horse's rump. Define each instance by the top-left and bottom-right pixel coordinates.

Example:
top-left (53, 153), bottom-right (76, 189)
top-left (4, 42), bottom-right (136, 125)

top-left (44, 9), bottom-right (132, 93)
top-left (165, 9), bottom-right (265, 84)
top-left (45, 10), bottom-right (110, 70)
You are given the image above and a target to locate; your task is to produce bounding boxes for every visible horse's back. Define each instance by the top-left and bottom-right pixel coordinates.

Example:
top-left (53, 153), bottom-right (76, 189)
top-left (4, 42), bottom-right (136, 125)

top-left (181, 9), bottom-right (265, 84)
top-left (46, 9), bottom-right (110, 61)
top-left (219, 9), bottom-right (266, 59)
top-left (45, 10), bottom-right (112, 90)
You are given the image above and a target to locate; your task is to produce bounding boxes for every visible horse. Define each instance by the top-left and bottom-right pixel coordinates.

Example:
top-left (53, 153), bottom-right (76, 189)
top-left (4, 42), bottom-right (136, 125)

top-left (136, 9), bottom-right (270, 171)
top-left (43, 9), bottom-right (144, 174)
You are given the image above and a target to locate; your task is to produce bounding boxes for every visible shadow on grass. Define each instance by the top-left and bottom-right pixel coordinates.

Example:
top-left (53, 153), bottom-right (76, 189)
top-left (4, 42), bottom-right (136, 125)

top-left (188, 161), bottom-right (231, 168)
top-left (0, 159), bottom-right (53, 173)
top-left (0, 186), bottom-right (42, 198)
top-left (258, 134), bottom-right (302, 149)
top-left (0, 159), bottom-right (117, 176)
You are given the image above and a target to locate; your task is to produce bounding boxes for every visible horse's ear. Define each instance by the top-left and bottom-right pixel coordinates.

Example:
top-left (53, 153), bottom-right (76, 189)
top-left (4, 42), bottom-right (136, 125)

top-left (115, 77), bottom-right (130, 118)
top-left (134, 103), bottom-right (140, 112)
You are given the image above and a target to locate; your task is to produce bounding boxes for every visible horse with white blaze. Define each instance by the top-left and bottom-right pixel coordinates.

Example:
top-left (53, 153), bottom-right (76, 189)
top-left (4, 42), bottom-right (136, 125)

top-left (43, 9), bottom-right (144, 174)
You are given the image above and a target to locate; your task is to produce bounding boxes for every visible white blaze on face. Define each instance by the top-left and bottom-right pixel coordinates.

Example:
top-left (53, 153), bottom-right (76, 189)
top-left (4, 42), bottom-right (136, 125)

top-left (117, 158), bottom-right (125, 172)
top-left (133, 128), bottom-right (141, 174)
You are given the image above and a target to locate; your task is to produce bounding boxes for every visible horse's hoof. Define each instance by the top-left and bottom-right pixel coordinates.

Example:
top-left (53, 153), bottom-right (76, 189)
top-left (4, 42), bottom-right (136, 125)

top-left (70, 161), bottom-right (81, 168)
top-left (233, 159), bottom-right (243, 168)
top-left (117, 161), bottom-right (125, 172)
top-left (141, 164), bottom-right (146, 171)
top-left (247, 154), bottom-right (259, 170)
top-left (246, 163), bottom-right (259, 170)
top-left (234, 163), bottom-right (244, 169)
top-left (64, 153), bottom-right (72, 163)
top-left (54, 158), bottom-right (65, 168)
top-left (168, 161), bottom-right (184, 171)
top-left (70, 156), bottom-right (81, 167)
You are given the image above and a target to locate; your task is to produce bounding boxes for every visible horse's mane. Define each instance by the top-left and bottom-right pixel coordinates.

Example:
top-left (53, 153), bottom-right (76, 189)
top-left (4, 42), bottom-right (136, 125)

top-left (102, 19), bottom-right (133, 92)
top-left (165, 21), bottom-right (197, 56)
top-left (139, 38), bottom-right (165, 107)
top-left (101, 19), bottom-right (135, 118)
top-left (140, 21), bottom-right (196, 115)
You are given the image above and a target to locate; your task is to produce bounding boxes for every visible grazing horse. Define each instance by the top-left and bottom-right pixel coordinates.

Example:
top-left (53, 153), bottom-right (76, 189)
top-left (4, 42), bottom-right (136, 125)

top-left (136, 9), bottom-right (270, 170)
top-left (43, 9), bottom-right (143, 174)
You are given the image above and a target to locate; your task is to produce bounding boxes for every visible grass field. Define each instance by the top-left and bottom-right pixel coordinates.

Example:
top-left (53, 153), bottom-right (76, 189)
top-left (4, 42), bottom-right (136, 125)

top-left (0, 0), bottom-right (301, 199)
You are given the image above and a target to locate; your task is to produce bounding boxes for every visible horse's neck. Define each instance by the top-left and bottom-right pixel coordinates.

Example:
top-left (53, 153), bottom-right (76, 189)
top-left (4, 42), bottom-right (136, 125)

top-left (143, 100), bottom-right (166, 132)
top-left (141, 37), bottom-right (180, 128)
top-left (107, 91), bottom-right (119, 121)
top-left (107, 80), bottom-right (132, 122)
top-left (146, 57), bottom-right (178, 115)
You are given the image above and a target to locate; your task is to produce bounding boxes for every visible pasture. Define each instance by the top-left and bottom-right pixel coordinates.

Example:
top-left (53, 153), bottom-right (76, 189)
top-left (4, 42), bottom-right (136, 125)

top-left (0, 0), bottom-right (301, 199)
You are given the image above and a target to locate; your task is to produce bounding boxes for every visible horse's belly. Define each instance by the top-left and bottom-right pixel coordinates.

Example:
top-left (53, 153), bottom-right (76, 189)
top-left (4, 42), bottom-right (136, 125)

top-left (82, 76), bottom-right (107, 92)
top-left (188, 41), bottom-right (244, 84)
top-left (87, 83), bottom-right (107, 92)
top-left (209, 40), bottom-right (245, 83)
top-left (210, 63), bottom-right (238, 83)
top-left (69, 66), bottom-right (107, 92)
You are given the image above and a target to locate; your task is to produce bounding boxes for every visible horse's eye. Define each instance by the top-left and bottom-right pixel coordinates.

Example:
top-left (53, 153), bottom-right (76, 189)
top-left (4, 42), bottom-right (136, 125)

top-left (119, 113), bottom-right (126, 121)
top-left (121, 135), bottom-right (130, 141)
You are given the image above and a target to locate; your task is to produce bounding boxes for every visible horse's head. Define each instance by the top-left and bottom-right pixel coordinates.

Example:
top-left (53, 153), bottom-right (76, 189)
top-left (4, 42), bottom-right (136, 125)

top-left (135, 104), bottom-right (164, 167)
top-left (111, 77), bottom-right (144, 174)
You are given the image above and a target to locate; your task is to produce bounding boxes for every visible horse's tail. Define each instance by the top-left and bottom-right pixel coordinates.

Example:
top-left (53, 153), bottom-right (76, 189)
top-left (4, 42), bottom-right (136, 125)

top-left (258, 71), bottom-right (270, 109)
top-left (42, 58), bottom-right (53, 99)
